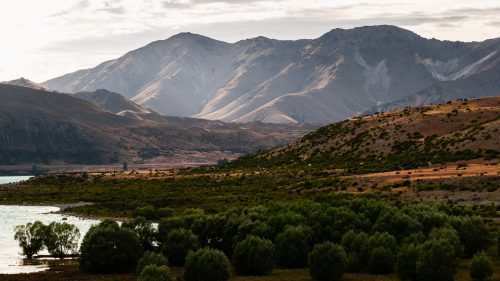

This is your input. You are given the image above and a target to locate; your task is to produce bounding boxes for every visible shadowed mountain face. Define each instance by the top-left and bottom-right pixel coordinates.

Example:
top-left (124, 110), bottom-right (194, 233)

top-left (0, 84), bottom-right (312, 165)
top-left (44, 25), bottom-right (500, 124)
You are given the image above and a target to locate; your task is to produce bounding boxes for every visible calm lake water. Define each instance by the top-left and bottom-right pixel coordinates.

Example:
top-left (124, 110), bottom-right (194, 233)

top-left (0, 176), bottom-right (33, 185)
top-left (0, 177), bottom-right (100, 274)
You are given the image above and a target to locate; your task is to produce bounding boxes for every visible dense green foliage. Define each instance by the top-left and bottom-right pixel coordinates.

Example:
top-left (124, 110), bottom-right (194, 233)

top-left (122, 216), bottom-right (157, 252)
top-left (136, 252), bottom-right (169, 276)
top-left (416, 238), bottom-right (458, 281)
top-left (308, 242), bottom-right (346, 281)
top-left (71, 193), bottom-right (490, 281)
top-left (79, 220), bottom-right (143, 273)
top-left (183, 248), bottom-right (231, 281)
top-left (469, 251), bottom-right (493, 281)
top-left (451, 216), bottom-right (492, 257)
top-left (275, 225), bottom-right (312, 268)
top-left (397, 243), bottom-right (420, 281)
top-left (232, 235), bottom-right (275, 275)
top-left (13, 221), bottom-right (47, 259)
top-left (137, 265), bottom-right (173, 281)
top-left (161, 228), bottom-right (199, 266)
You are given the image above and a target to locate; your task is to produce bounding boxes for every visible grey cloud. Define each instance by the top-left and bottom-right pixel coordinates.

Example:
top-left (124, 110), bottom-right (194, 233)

top-left (51, 0), bottom-right (91, 17)
top-left (51, 0), bottom-right (125, 17)
top-left (449, 6), bottom-right (500, 16)
top-left (162, 0), bottom-right (275, 9)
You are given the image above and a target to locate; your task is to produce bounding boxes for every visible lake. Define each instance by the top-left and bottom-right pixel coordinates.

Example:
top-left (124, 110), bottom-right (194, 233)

top-left (0, 176), bottom-right (33, 185)
top-left (0, 204), bottom-right (100, 274)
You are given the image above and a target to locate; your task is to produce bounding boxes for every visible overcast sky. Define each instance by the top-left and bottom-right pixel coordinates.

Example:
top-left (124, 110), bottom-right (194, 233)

top-left (1, 0), bottom-right (499, 82)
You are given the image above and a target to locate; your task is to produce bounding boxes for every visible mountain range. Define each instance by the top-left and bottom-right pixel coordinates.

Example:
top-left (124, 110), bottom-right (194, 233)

top-left (43, 25), bottom-right (500, 124)
top-left (0, 84), bottom-right (311, 165)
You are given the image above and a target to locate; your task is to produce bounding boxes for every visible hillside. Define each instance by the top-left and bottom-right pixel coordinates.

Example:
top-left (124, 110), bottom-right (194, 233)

top-left (0, 84), bottom-right (311, 166)
top-left (43, 25), bottom-right (500, 124)
top-left (228, 97), bottom-right (500, 172)
top-left (1, 77), bottom-right (53, 92)
top-left (72, 89), bottom-right (169, 122)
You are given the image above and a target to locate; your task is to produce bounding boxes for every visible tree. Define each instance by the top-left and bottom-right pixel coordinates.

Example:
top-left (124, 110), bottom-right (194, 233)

top-left (14, 221), bottom-right (46, 259)
top-left (183, 248), bottom-right (231, 281)
top-left (470, 251), bottom-right (493, 281)
top-left (138, 265), bottom-right (173, 281)
top-left (44, 222), bottom-right (80, 259)
top-left (428, 227), bottom-right (463, 257)
top-left (122, 217), bottom-right (157, 251)
top-left (416, 238), bottom-right (457, 281)
top-left (136, 251), bottom-right (169, 276)
top-left (368, 246), bottom-right (396, 274)
top-left (361, 232), bottom-right (398, 272)
top-left (232, 235), bottom-right (274, 275)
top-left (341, 230), bottom-right (368, 271)
top-left (308, 242), bottom-right (346, 281)
top-left (158, 217), bottom-right (187, 244)
top-left (79, 221), bottom-right (143, 273)
top-left (397, 243), bottom-right (421, 281)
top-left (275, 225), bottom-right (312, 268)
top-left (451, 216), bottom-right (491, 257)
top-left (161, 228), bottom-right (199, 266)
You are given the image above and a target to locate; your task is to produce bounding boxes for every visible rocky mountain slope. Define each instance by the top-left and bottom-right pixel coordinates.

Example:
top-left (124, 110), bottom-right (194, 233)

top-left (44, 25), bottom-right (500, 124)
top-left (364, 49), bottom-right (500, 114)
top-left (229, 97), bottom-right (500, 172)
top-left (0, 84), bottom-right (311, 165)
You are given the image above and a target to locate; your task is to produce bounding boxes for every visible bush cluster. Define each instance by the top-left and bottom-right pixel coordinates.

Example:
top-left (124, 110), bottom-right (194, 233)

top-left (23, 194), bottom-right (491, 280)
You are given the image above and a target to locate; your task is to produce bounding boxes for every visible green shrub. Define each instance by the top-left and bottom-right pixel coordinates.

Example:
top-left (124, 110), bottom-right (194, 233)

top-left (368, 246), bottom-right (396, 274)
top-left (232, 235), bottom-right (274, 275)
top-left (397, 243), bottom-right (421, 281)
top-left (158, 217), bottom-right (187, 244)
top-left (308, 242), bottom-right (346, 281)
top-left (275, 225), bottom-right (312, 268)
top-left (136, 251), bottom-right (169, 276)
top-left (183, 248), bottom-right (231, 281)
top-left (138, 265), bottom-right (173, 281)
top-left (470, 251), bottom-right (493, 281)
top-left (361, 232), bottom-right (398, 272)
top-left (451, 216), bottom-right (491, 257)
top-left (428, 227), bottom-right (463, 257)
top-left (79, 221), bottom-right (143, 273)
top-left (122, 216), bottom-right (157, 251)
top-left (161, 228), bottom-right (199, 266)
top-left (416, 238), bottom-right (457, 281)
top-left (340, 231), bottom-right (368, 271)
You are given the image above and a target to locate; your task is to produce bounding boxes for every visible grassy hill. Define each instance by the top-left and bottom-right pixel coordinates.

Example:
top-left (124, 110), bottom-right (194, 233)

top-left (226, 97), bottom-right (499, 173)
